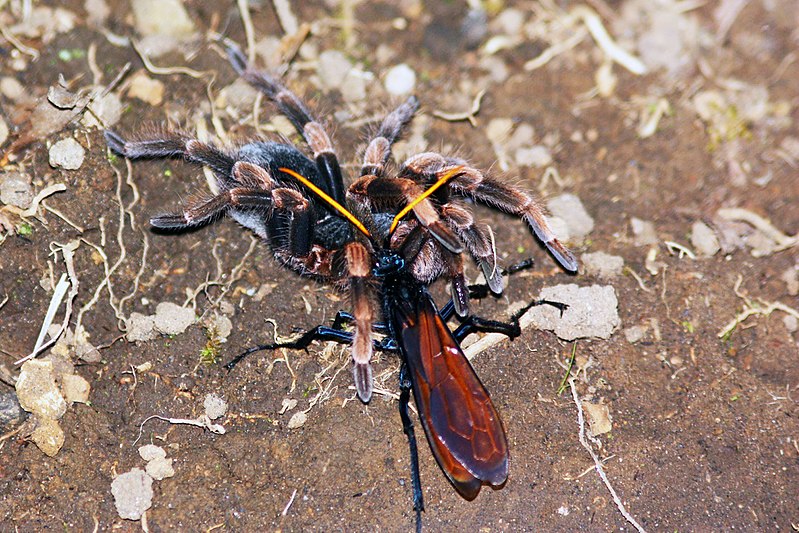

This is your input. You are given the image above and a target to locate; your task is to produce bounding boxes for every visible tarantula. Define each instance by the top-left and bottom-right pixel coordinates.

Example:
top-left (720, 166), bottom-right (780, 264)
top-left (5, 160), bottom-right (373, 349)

top-left (105, 44), bottom-right (577, 403)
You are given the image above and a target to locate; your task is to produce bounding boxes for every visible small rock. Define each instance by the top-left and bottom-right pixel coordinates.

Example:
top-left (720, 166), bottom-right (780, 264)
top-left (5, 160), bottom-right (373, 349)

top-left (49, 138), bottom-right (85, 170)
top-left (254, 36), bottom-right (283, 70)
top-left (132, 0), bottom-right (196, 39)
top-left (0, 115), bottom-right (8, 147)
top-left (691, 221), bottom-right (720, 257)
top-left (340, 70), bottom-right (368, 102)
top-left (780, 267), bottom-right (798, 296)
top-left (515, 145), bottom-right (552, 168)
top-left (582, 251), bottom-right (624, 279)
top-left (784, 314), bottom-right (798, 333)
top-left (153, 302), bottom-right (195, 335)
top-left (624, 324), bottom-right (648, 344)
top-left (139, 444), bottom-right (167, 462)
top-left (125, 312), bottom-right (157, 342)
top-left (145, 457), bottom-right (175, 480)
top-left (15, 360), bottom-right (68, 420)
top-left (0, 172), bottom-right (34, 208)
top-left (111, 468), bottom-right (153, 521)
top-left (215, 78), bottom-right (259, 111)
top-left (461, 8), bottom-right (488, 49)
top-left (547, 194), bottom-right (594, 239)
top-left (135, 34), bottom-right (180, 59)
top-left (485, 118), bottom-right (514, 146)
top-left (82, 92), bottom-right (122, 128)
top-left (202, 313), bottom-right (233, 343)
top-left (505, 123), bottom-right (535, 152)
top-left (1, 76), bottom-right (26, 101)
top-left (317, 50), bottom-right (352, 90)
top-left (0, 391), bottom-right (26, 431)
top-left (31, 416), bottom-right (65, 457)
top-left (204, 393), bottom-right (227, 420)
top-left (126, 71), bottom-right (165, 106)
top-left (478, 56), bottom-right (509, 83)
top-left (384, 64), bottom-right (416, 96)
top-left (288, 411), bottom-right (307, 429)
top-left (494, 8), bottom-right (526, 35)
top-left (60, 374), bottom-right (90, 404)
top-left (523, 284), bottom-right (620, 340)
top-left (582, 401), bottom-right (612, 437)
top-left (84, 0), bottom-right (110, 27)
top-left (631, 217), bottom-right (658, 246)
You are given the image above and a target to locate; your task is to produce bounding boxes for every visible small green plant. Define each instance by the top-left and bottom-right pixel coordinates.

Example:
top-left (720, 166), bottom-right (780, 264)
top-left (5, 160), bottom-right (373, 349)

top-left (200, 326), bottom-right (222, 365)
top-left (17, 222), bottom-right (33, 236)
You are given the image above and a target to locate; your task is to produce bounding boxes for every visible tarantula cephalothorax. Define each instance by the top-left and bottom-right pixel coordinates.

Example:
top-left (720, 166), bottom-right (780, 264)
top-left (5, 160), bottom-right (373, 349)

top-left (105, 44), bottom-right (577, 404)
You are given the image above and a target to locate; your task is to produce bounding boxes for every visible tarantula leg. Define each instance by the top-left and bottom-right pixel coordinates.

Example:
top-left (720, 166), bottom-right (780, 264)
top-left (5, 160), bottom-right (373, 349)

top-left (440, 203), bottom-right (503, 295)
top-left (344, 242), bottom-right (377, 403)
top-left (361, 96), bottom-right (419, 177)
top-left (401, 154), bottom-right (578, 272)
top-left (105, 130), bottom-right (236, 178)
top-left (348, 176), bottom-right (463, 253)
top-left (150, 187), bottom-right (274, 230)
top-left (227, 44), bottom-right (346, 204)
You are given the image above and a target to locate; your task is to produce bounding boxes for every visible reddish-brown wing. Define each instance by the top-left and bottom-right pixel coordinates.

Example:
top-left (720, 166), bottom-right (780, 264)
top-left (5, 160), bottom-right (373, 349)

top-left (394, 292), bottom-right (509, 500)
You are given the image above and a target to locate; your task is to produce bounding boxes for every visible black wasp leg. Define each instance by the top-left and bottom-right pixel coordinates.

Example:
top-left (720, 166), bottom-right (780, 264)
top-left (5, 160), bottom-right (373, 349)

top-left (224, 322), bottom-right (398, 370)
top-left (450, 298), bottom-right (568, 343)
top-left (398, 364), bottom-right (424, 533)
top-left (331, 310), bottom-right (390, 334)
top-left (224, 326), bottom-right (353, 370)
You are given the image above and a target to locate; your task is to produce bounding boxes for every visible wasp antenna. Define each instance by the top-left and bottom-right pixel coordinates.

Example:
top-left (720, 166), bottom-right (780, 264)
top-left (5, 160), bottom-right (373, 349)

top-left (389, 165), bottom-right (464, 236)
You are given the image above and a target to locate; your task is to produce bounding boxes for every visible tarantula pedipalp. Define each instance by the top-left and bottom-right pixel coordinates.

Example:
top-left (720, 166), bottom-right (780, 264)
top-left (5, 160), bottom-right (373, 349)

top-left (105, 44), bottom-right (577, 403)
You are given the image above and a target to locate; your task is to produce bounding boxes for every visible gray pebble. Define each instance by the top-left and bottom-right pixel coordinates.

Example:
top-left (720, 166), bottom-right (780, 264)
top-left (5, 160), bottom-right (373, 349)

top-left (15, 360), bottom-right (68, 420)
top-left (153, 302), bottom-right (195, 336)
top-left (524, 284), bottom-right (620, 340)
top-left (0, 391), bottom-right (27, 431)
top-left (547, 194), bottom-right (594, 239)
top-left (631, 217), bottom-right (659, 246)
top-left (131, 0), bottom-right (195, 39)
top-left (691, 221), bottom-right (720, 257)
top-left (125, 312), bottom-right (157, 343)
top-left (317, 50), bottom-right (352, 90)
top-left (49, 138), bottom-right (85, 170)
top-left (384, 64), bottom-right (416, 96)
top-left (582, 251), bottom-right (624, 279)
top-left (0, 172), bottom-right (34, 208)
top-left (204, 393), bottom-right (227, 420)
top-left (111, 468), bottom-right (153, 520)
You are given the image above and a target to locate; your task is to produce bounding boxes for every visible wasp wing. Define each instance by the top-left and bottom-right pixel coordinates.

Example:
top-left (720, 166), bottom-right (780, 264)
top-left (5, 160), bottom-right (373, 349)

top-left (391, 289), bottom-right (509, 500)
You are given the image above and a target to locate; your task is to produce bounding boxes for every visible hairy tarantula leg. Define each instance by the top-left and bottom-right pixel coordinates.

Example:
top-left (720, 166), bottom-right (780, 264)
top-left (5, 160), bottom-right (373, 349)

top-left (227, 44), bottom-right (346, 204)
top-left (105, 130), bottom-right (236, 179)
top-left (344, 242), bottom-right (377, 403)
top-left (150, 188), bottom-right (274, 230)
top-left (361, 96), bottom-right (419, 177)
top-left (348, 175), bottom-right (463, 253)
top-left (440, 203), bottom-right (503, 297)
top-left (401, 154), bottom-right (578, 272)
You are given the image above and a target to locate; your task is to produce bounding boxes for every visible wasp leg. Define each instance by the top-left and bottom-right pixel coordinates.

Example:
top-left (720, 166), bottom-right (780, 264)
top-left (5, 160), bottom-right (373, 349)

top-left (398, 363), bottom-right (424, 533)
top-left (447, 298), bottom-right (568, 342)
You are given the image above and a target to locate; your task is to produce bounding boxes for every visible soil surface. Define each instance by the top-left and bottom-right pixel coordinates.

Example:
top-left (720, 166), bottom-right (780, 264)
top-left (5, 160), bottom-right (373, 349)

top-left (1, 1), bottom-right (798, 531)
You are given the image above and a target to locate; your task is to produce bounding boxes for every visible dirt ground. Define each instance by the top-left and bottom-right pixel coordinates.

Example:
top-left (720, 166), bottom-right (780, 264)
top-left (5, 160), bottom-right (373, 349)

top-left (1, 0), bottom-right (798, 531)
